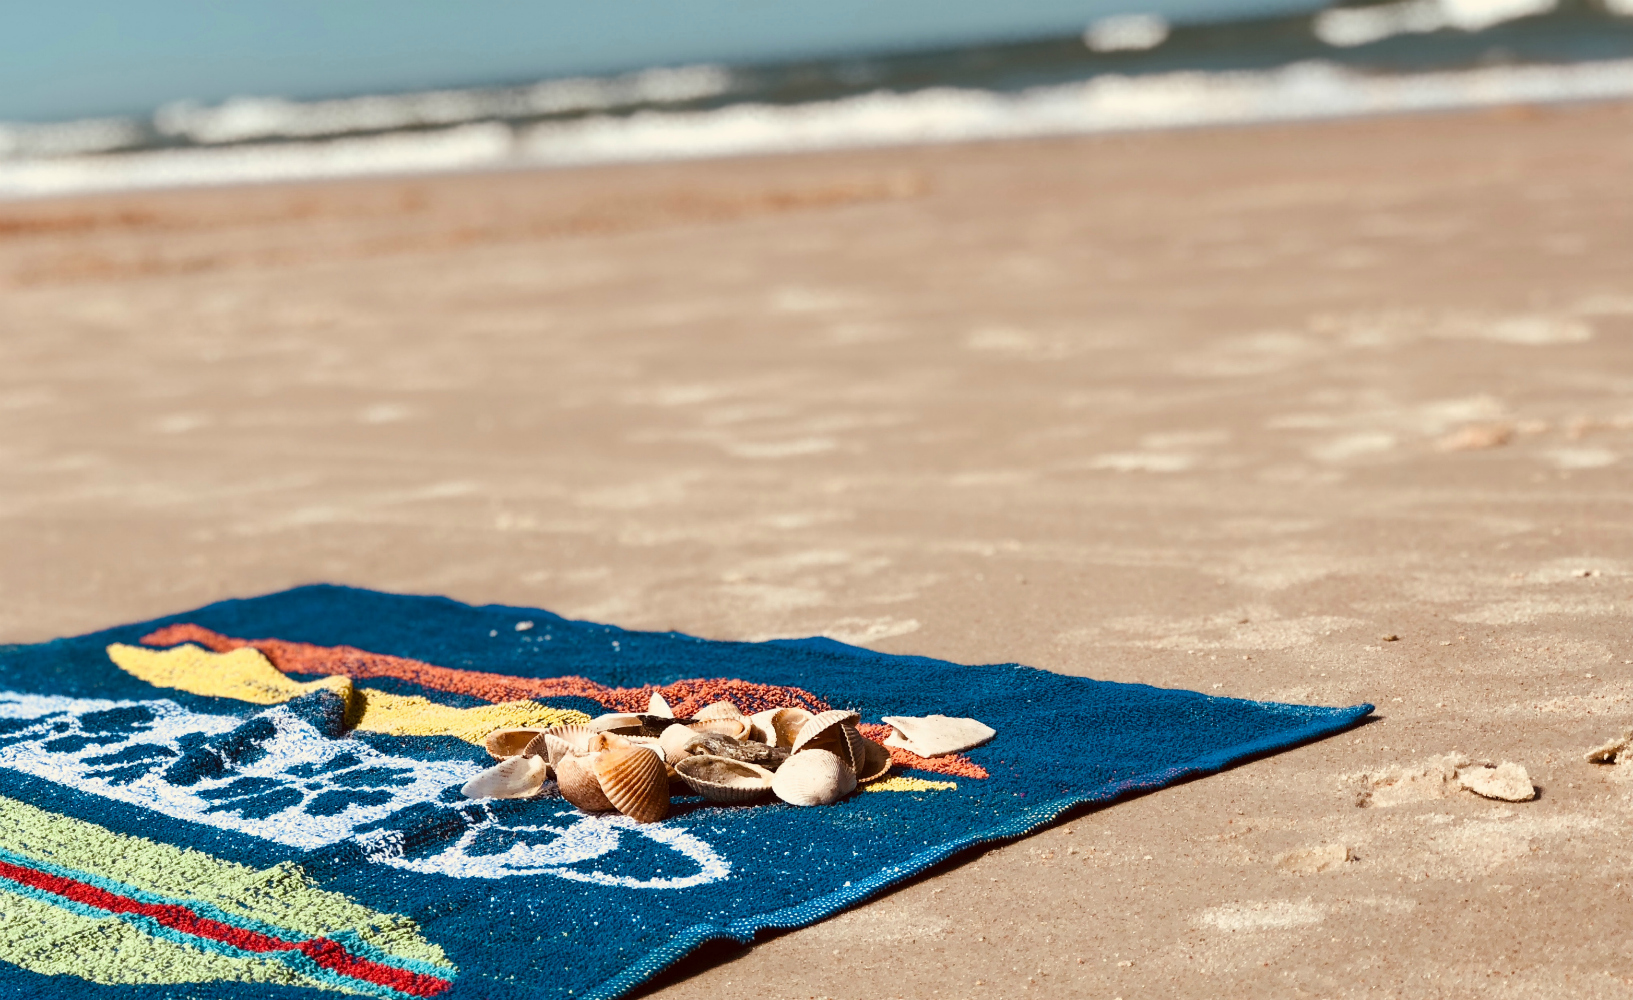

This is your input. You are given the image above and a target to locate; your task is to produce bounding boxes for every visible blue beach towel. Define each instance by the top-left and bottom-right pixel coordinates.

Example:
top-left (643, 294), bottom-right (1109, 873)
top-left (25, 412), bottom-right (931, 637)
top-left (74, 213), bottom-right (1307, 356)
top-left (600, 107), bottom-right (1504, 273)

top-left (0, 585), bottom-right (1370, 999)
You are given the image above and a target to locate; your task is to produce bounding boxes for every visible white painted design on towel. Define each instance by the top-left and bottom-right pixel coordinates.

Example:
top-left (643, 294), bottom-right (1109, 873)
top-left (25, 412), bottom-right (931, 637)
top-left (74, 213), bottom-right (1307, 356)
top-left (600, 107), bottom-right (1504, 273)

top-left (0, 691), bottom-right (730, 888)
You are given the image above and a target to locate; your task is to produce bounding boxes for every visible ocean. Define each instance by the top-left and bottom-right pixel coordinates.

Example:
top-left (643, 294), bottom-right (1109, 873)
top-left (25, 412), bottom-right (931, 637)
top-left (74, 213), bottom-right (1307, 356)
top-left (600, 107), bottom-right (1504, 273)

top-left (3, 0), bottom-right (1631, 199)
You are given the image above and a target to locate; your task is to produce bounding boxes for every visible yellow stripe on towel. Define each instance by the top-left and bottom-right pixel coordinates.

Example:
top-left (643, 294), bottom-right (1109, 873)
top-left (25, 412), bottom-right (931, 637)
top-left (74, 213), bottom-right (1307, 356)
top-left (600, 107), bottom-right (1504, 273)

top-left (106, 643), bottom-right (588, 744)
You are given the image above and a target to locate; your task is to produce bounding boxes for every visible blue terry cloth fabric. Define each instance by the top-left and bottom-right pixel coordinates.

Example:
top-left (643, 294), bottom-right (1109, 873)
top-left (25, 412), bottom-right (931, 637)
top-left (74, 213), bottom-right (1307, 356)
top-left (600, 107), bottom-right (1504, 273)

top-left (0, 585), bottom-right (1371, 1000)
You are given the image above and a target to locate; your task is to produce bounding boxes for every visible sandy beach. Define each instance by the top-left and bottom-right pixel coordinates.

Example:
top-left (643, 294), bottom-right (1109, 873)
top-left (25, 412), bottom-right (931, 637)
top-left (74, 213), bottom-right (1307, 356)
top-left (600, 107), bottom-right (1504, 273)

top-left (4, 98), bottom-right (1633, 997)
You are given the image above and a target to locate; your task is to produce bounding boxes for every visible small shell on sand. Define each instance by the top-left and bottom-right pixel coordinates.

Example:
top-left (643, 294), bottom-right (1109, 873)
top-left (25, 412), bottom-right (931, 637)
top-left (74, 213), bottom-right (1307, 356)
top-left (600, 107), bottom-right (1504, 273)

top-left (461, 755), bottom-right (549, 800)
top-left (880, 715), bottom-right (995, 757)
top-left (772, 749), bottom-right (856, 806)
top-left (648, 692), bottom-right (675, 718)
top-left (556, 752), bottom-right (614, 813)
top-left (1457, 762), bottom-right (1536, 802)
top-left (595, 745), bottom-right (669, 823)
top-left (675, 755), bottom-right (775, 803)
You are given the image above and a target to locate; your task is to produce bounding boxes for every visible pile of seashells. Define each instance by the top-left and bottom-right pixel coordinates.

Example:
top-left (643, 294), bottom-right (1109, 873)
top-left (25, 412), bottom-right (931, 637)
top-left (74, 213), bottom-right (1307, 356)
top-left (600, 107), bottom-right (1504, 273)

top-left (463, 694), bottom-right (894, 823)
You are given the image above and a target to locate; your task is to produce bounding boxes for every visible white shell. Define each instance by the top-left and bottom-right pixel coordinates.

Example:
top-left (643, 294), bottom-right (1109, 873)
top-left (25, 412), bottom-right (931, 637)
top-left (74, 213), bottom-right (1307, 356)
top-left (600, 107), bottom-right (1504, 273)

top-left (881, 715), bottom-right (995, 757)
top-left (659, 724), bottom-right (708, 759)
top-left (538, 724), bottom-right (593, 755)
top-left (461, 755), bottom-right (548, 800)
top-left (772, 749), bottom-right (856, 806)
top-left (482, 727), bottom-right (549, 760)
top-left (693, 701), bottom-right (744, 722)
top-left (675, 755), bottom-right (775, 803)
top-left (790, 710), bottom-right (861, 755)
top-left (748, 707), bottom-right (812, 748)
top-left (688, 717), bottom-right (750, 740)
top-left (588, 713), bottom-right (645, 733)
top-left (648, 692), bottom-right (675, 718)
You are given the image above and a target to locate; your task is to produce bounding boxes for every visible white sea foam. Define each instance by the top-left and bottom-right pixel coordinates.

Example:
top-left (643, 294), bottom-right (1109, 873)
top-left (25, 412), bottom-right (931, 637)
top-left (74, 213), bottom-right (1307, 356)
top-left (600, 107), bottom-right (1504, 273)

top-left (153, 64), bottom-right (733, 145)
top-left (3, 58), bottom-right (1633, 199)
top-left (1084, 14), bottom-right (1172, 53)
top-left (1315, 0), bottom-right (1558, 47)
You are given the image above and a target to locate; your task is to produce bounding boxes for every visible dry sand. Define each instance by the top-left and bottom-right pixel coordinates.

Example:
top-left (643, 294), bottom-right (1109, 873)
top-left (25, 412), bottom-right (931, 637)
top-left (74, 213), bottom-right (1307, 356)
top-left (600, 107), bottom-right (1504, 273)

top-left (4, 99), bottom-right (1633, 997)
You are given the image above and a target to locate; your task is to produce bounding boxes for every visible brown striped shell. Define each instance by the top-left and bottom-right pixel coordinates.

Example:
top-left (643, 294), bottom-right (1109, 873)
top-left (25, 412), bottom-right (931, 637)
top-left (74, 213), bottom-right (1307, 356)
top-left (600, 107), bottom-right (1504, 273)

top-left (594, 745), bottom-right (669, 824)
top-left (556, 752), bottom-right (614, 813)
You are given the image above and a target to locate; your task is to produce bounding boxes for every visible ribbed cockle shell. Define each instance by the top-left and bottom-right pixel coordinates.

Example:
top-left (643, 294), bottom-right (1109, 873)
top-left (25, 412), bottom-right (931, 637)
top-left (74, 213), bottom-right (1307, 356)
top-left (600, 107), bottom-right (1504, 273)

top-left (791, 710), bottom-right (862, 755)
top-left (693, 701), bottom-right (744, 722)
top-left (461, 755), bottom-right (549, 800)
top-left (594, 746), bottom-right (669, 823)
top-left (556, 752), bottom-right (614, 813)
top-left (675, 755), bottom-right (775, 803)
top-left (771, 749), bottom-right (856, 807)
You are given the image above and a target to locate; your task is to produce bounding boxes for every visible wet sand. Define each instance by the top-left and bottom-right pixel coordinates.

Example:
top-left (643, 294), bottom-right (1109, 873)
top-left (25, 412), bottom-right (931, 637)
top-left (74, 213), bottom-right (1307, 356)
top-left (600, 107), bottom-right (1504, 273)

top-left (4, 99), bottom-right (1633, 997)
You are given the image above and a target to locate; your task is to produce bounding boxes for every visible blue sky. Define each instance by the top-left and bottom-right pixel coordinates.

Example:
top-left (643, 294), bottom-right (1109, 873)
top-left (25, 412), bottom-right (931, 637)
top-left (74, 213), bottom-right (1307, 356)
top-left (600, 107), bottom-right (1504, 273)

top-left (5, 0), bottom-right (1322, 122)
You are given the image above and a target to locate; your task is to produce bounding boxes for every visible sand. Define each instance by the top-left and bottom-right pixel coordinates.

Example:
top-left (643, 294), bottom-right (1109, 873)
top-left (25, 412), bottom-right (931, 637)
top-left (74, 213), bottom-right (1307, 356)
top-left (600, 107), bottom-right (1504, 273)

top-left (4, 98), bottom-right (1633, 997)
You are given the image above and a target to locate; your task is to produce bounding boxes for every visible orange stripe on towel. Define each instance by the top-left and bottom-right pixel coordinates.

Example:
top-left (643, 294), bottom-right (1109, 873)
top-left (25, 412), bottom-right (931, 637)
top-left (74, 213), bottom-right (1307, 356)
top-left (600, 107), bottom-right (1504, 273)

top-left (857, 723), bottom-right (988, 779)
top-left (140, 624), bottom-right (830, 718)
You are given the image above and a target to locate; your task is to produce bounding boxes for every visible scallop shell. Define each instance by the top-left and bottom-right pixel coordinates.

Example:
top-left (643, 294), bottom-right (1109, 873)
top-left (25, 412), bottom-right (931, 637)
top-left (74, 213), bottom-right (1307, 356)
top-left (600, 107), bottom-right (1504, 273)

top-left (675, 755), bottom-right (775, 803)
top-left (648, 692), bottom-right (675, 718)
top-left (528, 733), bottom-right (578, 769)
top-left (594, 746), bottom-right (669, 823)
top-left (587, 732), bottom-right (639, 754)
top-left (537, 724), bottom-right (594, 755)
top-left (790, 710), bottom-right (862, 755)
top-left (693, 701), bottom-right (744, 722)
top-left (461, 755), bottom-right (549, 800)
top-left (483, 727), bottom-right (550, 760)
top-left (771, 749), bottom-right (856, 807)
top-left (556, 752), bottom-right (614, 813)
top-left (588, 713), bottom-right (645, 734)
top-left (689, 717), bottom-right (750, 739)
top-left (659, 724), bottom-right (710, 760)
top-left (855, 733), bottom-right (892, 783)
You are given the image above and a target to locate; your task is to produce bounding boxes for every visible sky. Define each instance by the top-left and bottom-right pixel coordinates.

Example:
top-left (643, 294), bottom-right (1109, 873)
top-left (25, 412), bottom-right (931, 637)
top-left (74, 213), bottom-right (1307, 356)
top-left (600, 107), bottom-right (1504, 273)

top-left (5, 0), bottom-right (1325, 122)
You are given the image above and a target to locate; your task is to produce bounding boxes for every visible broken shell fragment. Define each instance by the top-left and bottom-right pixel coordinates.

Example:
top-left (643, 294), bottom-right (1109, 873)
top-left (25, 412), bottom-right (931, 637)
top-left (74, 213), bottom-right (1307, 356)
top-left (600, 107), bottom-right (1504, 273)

top-left (648, 691), bottom-right (675, 718)
top-left (771, 749), bottom-right (856, 807)
top-left (790, 710), bottom-right (862, 755)
top-left (880, 715), bottom-right (995, 757)
top-left (595, 745), bottom-right (669, 823)
top-left (483, 727), bottom-right (550, 760)
top-left (461, 754), bottom-right (549, 800)
top-left (674, 755), bottom-right (776, 803)
top-left (556, 752), bottom-right (614, 813)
